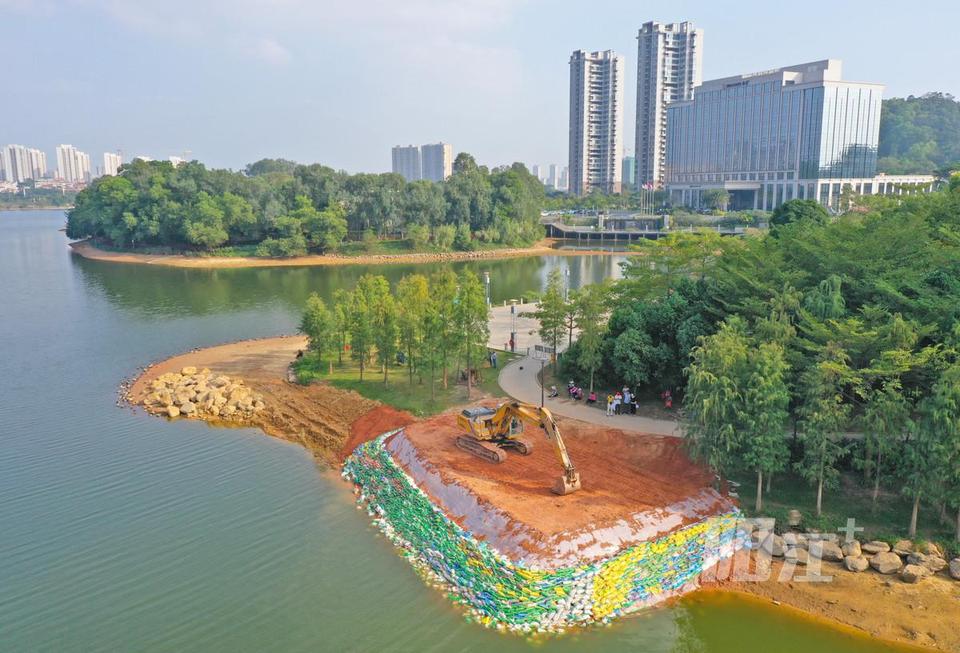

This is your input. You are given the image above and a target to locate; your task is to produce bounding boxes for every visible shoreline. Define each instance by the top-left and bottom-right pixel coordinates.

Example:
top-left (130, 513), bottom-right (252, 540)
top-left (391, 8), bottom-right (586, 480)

top-left (70, 238), bottom-right (630, 269)
top-left (125, 336), bottom-right (958, 650)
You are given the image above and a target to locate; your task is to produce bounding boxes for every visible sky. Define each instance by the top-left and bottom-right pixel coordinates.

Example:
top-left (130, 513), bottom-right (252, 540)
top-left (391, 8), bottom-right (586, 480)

top-left (2, 0), bottom-right (959, 174)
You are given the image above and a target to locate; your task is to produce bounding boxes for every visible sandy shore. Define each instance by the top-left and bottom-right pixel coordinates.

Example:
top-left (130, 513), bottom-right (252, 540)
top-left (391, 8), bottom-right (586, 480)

top-left (705, 555), bottom-right (959, 651)
top-left (72, 238), bottom-right (629, 269)
top-left (127, 335), bottom-right (413, 465)
top-left (127, 335), bottom-right (959, 650)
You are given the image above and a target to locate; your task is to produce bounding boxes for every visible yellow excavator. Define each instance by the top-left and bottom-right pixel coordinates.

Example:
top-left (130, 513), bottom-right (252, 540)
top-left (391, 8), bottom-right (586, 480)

top-left (455, 401), bottom-right (582, 495)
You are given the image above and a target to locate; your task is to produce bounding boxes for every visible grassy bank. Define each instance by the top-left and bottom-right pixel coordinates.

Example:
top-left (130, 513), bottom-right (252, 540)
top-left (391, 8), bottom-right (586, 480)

top-left (293, 350), bottom-right (518, 416)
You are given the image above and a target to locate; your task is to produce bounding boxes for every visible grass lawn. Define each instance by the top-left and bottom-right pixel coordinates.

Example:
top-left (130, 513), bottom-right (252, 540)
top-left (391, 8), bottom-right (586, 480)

top-left (293, 350), bottom-right (520, 417)
top-left (733, 469), bottom-right (959, 557)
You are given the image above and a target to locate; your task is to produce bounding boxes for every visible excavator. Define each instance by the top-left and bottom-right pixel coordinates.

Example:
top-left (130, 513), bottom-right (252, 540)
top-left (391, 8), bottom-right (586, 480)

top-left (455, 401), bottom-right (582, 495)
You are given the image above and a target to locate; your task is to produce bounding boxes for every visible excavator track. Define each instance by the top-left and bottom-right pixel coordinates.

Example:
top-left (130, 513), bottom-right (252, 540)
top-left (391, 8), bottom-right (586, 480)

top-left (501, 436), bottom-right (535, 455)
top-left (456, 436), bottom-right (507, 463)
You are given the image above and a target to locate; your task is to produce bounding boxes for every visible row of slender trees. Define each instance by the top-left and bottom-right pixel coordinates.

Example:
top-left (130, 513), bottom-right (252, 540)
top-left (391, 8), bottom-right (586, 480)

top-left (299, 270), bottom-right (490, 398)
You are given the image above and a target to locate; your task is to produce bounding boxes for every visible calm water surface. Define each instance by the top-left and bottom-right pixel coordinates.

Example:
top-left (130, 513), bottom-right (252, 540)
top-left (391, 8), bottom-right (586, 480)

top-left (0, 211), bottom-right (902, 652)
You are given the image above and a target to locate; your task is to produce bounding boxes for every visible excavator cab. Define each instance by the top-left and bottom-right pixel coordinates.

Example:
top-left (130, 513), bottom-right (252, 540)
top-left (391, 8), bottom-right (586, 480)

top-left (455, 402), bottom-right (581, 495)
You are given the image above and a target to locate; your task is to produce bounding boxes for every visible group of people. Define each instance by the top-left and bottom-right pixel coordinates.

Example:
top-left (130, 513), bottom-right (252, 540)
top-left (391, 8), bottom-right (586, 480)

top-left (546, 380), bottom-right (676, 417)
top-left (605, 386), bottom-right (637, 416)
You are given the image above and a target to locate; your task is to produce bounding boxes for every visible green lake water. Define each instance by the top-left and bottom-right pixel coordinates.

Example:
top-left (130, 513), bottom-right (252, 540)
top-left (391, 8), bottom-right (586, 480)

top-left (0, 211), bottom-right (906, 652)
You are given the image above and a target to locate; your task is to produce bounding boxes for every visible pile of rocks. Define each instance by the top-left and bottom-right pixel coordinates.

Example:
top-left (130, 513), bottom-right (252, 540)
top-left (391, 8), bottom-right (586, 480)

top-left (141, 366), bottom-right (265, 420)
top-left (749, 527), bottom-right (960, 584)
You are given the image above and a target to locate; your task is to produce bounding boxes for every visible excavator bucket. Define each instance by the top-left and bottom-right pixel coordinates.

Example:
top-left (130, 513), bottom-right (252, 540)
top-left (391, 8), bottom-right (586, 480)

top-left (552, 474), bottom-right (581, 496)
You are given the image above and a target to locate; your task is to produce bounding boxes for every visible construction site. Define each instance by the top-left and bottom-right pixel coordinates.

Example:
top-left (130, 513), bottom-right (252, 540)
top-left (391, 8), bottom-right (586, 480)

top-left (128, 335), bottom-right (742, 635)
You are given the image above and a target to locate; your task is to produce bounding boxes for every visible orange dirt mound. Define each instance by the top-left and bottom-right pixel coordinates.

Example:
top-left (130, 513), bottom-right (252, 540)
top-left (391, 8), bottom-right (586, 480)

top-left (342, 405), bottom-right (416, 461)
top-left (398, 412), bottom-right (732, 548)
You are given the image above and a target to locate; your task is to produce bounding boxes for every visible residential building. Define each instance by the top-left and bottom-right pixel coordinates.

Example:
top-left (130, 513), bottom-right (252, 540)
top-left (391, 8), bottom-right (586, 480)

top-left (421, 142), bottom-right (454, 182)
top-left (664, 60), bottom-right (934, 211)
top-left (635, 21), bottom-right (702, 189)
top-left (391, 145), bottom-right (422, 182)
top-left (568, 49), bottom-right (625, 195)
top-left (622, 155), bottom-right (637, 191)
top-left (169, 156), bottom-right (186, 167)
top-left (2, 144), bottom-right (47, 182)
top-left (556, 165), bottom-right (569, 192)
top-left (56, 144), bottom-right (91, 183)
top-left (531, 164), bottom-right (544, 182)
top-left (103, 152), bottom-right (123, 176)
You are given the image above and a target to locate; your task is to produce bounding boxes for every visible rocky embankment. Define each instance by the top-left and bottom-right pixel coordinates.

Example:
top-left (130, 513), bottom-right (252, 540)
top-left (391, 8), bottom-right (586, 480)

top-left (751, 527), bottom-right (960, 585)
top-left (142, 366), bottom-right (265, 420)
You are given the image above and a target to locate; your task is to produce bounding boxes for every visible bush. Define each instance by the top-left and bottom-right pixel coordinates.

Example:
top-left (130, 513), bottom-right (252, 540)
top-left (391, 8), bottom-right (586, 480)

top-left (453, 223), bottom-right (474, 251)
top-left (433, 224), bottom-right (456, 251)
top-left (255, 234), bottom-right (307, 257)
top-left (408, 224), bottom-right (430, 249)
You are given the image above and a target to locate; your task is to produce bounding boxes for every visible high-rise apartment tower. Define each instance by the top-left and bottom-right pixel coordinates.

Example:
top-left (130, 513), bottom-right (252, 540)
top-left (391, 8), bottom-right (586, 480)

top-left (568, 49), bottom-right (625, 195)
top-left (635, 21), bottom-right (703, 189)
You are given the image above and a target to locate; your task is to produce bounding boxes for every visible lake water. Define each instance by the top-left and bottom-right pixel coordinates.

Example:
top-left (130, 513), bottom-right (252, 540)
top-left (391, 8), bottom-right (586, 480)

top-left (0, 211), bottom-right (903, 652)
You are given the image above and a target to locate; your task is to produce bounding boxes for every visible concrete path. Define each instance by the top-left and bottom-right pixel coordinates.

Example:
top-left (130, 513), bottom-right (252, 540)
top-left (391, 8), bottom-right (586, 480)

top-left (497, 354), bottom-right (683, 437)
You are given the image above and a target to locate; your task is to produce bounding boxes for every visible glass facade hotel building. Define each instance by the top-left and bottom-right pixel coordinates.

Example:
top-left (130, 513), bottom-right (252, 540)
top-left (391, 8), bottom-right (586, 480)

top-left (665, 60), bottom-right (932, 210)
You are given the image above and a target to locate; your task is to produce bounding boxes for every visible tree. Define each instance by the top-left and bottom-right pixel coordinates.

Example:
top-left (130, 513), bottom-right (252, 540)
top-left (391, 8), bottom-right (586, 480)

top-left (429, 269), bottom-right (459, 389)
top-left (573, 283), bottom-right (610, 394)
top-left (911, 364), bottom-right (960, 538)
top-left (300, 293), bottom-right (336, 365)
top-left (796, 343), bottom-right (853, 517)
top-left (372, 292), bottom-right (399, 385)
top-left (861, 381), bottom-right (911, 505)
top-left (684, 318), bottom-right (752, 483)
top-left (621, 230), bottom-right (728, 300)
top-left (702, 188), bottom-right (730, 212)
top-left (396, 274), bottom-right (429, 385)
top-left (433, 224), bottom-right (456, 251)
top-left (332, 289), bottom-right (351, 364)
top-left (770, 199), bottom-right (830, 230)
top-left (740, 342), bottom-right (791, 511)
top-left (530, 270), bottom-right (566, 357)
top-left (454, 271), bottom-right (490, 399)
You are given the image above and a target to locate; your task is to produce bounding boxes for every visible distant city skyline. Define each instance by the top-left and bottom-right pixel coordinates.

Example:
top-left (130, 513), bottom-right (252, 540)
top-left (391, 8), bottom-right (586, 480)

top-left (1, 1), bottom-right (958, 173)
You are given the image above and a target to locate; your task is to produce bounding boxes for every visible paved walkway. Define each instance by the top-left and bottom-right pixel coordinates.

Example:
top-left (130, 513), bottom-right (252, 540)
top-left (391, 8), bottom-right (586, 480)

top-left (497, 354), bottom-right (683, 437)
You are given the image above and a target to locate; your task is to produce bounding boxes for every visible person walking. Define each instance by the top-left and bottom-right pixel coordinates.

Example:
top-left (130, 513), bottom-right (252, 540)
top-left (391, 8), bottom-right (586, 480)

top-left (606, 394), bottom-right (614, 416)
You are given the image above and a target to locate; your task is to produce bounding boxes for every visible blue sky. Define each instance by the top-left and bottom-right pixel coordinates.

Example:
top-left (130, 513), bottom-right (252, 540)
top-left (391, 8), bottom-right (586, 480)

top-left (2, 0), bottom-right (958, 173)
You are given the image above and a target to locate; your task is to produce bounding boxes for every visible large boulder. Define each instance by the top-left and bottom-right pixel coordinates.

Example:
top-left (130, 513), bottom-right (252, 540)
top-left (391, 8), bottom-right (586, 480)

top-left (870, 551), bottom-right (903, 575)
top-left (785, 548), bottom-right (809, 565)
top-left (810, 540), bottom-right (844, 562)
top-left (844, 555), bottom-right (869, 572)
top-left (179, 401), bottom-right (197, 415)
top-left (950, 559), bottom-right (960, 580)
top-left (923, 556), bottom-right (948, 573)
top-left (918, 541), bottom-right (943, 557)
top-left (862, 540), bottom-right (891, 555)
top-left (841, 540), bottom-right (862, 558)
top-left (893, 539), bottom-right (914, 556)
top-left (166, 405), bottom-right (180, 418)
top-left (900, 564), bottom-right (928, 583)
top-left (181, 366), bottom-right (197, 375)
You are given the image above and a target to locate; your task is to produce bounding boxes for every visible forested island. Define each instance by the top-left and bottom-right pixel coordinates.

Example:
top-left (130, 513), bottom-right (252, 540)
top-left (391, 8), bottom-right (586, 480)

top-left (65, 154), bottom-right (546, 257)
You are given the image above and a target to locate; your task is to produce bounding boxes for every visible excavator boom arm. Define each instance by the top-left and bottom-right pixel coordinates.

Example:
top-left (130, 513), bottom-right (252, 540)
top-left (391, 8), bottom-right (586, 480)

top-left (488, 402), bottom-right (580, 493)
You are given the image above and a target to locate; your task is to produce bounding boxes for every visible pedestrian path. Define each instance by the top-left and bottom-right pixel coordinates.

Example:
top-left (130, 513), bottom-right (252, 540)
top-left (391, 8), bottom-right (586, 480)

top-left (497, 355), bottom-right (683, 437)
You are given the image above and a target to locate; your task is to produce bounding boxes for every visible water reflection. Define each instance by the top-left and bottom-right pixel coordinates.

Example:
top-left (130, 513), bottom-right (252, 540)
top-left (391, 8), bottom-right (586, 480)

top-left (71, 252), bottom-right (627, 320)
